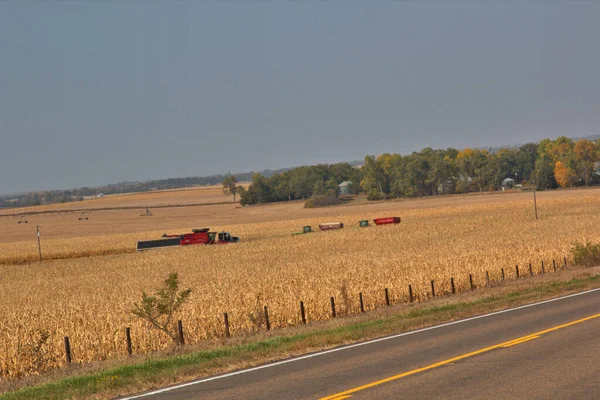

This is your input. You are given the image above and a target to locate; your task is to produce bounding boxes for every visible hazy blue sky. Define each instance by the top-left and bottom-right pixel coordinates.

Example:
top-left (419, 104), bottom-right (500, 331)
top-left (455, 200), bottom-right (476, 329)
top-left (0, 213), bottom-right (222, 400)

top-left (1, 1), bottom-right (599, 195)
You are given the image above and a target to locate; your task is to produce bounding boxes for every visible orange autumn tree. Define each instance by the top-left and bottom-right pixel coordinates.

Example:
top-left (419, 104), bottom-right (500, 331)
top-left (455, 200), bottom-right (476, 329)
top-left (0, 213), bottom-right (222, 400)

top-left (554, 161), bottom-right (576, 188)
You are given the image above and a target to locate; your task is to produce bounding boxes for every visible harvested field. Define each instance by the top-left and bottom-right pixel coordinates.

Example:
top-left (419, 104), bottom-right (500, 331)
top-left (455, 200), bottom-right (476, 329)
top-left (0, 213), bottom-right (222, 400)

top-left (0, 184), bottom-right (248, 215)
top-left (1, 188), bottom-right (600, 379)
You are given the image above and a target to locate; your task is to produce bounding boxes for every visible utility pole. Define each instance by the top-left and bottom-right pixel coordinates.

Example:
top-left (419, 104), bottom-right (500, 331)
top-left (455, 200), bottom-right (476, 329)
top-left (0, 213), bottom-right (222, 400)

top-left (36, 225), bottom-right (42, 262)
top-left (533, 180), bottom-right (538, 221)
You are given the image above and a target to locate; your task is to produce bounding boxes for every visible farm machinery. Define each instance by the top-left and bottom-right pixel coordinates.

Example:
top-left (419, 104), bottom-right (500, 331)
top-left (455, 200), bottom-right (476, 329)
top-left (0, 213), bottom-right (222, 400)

top-left (136, 228), bottom-right (240, 251)
top-left (358, 217), bottom-right (401, 227)
top-left (373, 216), bottom-right (401, 225)
top-left (319, 222), bottom-right (344, 230)
top-left (293, 216), bottom-right (401, 235)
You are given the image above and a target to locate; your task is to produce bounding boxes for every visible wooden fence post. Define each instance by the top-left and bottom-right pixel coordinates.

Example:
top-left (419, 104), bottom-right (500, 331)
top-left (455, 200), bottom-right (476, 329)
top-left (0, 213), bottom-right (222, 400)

top-left (486, 271), bottom-right (490, 287)
top-left (501, 268), bottom-right (505, 281)
top-left (125, 327), bottom-right (132, 356)
top-left (450, 277), bottom-right (455, 295)
top-left (64, 336), bottom-right (72, 365)
top-left (264, 306), bottom-right (271, 331)
top-left (224, 313), bottom-right (231, 337)
top-left (177, 320), bottom-right (185, 345)
top-left (385, 288), bottom-right (390, 306)
top-left (330, 297), bottom-right (336, 317)
top-left (430, 280), bottom-right (435, 297)
top-left (541, 261), bottom-right (545, 275)
top-left (516, 265), bottom-right (520, 278)
top-left (359, 292), bottom-right (364, 313)
top-left (529, 263), bottom-right (533, 277)
top-left (553, 259), bottom-right (557, 272)
top-left (564, 257), bottom-right (568, 269)
top-left (469, 274), bottom-right (474, 290)
top-left (300, 301), bottom-right (306, 324)
top-left (408, 285), bottom-right (413, 303)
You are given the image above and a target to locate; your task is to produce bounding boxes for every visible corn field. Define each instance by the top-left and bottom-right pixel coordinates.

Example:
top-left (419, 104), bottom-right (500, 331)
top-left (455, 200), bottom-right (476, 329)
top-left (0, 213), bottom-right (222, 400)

top-left (2, 190), bottom-right (600, 380)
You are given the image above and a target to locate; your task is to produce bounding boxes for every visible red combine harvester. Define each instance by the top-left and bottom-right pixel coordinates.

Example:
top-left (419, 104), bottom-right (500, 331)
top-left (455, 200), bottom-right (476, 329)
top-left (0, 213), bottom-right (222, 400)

top-left (373, 217), bottom-right (401, 225)
top-left (136, 228), bottom-right (239, 251)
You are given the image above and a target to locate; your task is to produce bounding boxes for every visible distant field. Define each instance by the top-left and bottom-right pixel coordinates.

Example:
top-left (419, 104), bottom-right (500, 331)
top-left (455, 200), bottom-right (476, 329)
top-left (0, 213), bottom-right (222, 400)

top-left (1, 188), bottom-right (599, 380)
top-left (0, 184), bottom-right (249, 215)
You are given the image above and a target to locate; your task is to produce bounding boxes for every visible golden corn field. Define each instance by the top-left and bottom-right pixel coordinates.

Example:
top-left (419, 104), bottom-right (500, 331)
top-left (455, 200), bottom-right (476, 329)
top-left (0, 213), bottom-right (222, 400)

top-left (2, 189), bottom-right (600, 380)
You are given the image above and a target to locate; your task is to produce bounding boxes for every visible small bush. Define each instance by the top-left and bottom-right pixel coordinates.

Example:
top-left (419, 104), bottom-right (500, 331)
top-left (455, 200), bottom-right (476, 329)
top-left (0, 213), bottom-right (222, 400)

top-left (132, 272), bottom-right (191, 344)
top-left (367, 189), bottom-right (383, 201)
top-left (304, 196), bottom-right (342, 208)
top-left (339, 280), bottom-right (351, 315)
top-left (248, 294), bottom-right (267, 330)
top-left (571, 241), bottom-right (600, 267)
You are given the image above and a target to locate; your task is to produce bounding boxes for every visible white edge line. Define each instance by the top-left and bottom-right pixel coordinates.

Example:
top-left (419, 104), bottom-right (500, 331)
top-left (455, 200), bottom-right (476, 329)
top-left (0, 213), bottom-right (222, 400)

top-left (118, 287), bottom-right (600, 399)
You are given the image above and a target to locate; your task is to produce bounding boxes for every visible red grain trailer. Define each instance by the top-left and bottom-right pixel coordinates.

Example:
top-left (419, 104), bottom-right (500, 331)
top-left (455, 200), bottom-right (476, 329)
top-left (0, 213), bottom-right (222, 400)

top-left (373, 217), bottom-right (401, 225)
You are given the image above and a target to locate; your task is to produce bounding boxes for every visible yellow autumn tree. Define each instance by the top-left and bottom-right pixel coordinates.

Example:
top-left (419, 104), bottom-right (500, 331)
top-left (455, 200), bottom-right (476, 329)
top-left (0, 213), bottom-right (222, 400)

top-left (554, 161), bottom-right (576, 188)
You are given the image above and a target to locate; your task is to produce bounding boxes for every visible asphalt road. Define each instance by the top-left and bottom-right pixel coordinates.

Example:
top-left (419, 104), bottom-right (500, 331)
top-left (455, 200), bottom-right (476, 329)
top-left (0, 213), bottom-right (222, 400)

top-left (120, 288), bottom-right (600, 400)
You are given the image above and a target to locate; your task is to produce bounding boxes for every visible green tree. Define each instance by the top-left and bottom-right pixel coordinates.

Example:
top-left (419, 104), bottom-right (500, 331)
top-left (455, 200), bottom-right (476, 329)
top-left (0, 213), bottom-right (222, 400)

top-left (455, 149), bottom-right (490, 192)
top-left (239, 185), bottom-right (258, 206)
top-left (273, 172), bottom-right (294, 201)
top-left (534, 153), bottom-right (558, 190)
top-left (360, 155), bottom-right (387, 196)
top-left (574, 139), bottom-right (597, 187)
top-left (251, 173), bottom-right (271, 203)
top-left (517, 143), bottom-right (539, 182)
top-left (221, 175), bottom-right (239, 202)
top-left (290, 167), bottom-right (314, 199)
top-left (132, 273), bottom-right (192, 344)
top-left (312, 180), bottom-right (326, 196)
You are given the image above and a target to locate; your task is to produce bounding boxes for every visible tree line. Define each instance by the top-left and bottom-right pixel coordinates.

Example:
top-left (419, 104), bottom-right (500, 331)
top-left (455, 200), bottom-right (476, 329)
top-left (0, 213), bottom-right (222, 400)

top-left (3, 136), bottom-right (599, 210)
top-left (233, 136), bottom-right (600, 206)
top-left (0, 168), bottom-right (297, 209)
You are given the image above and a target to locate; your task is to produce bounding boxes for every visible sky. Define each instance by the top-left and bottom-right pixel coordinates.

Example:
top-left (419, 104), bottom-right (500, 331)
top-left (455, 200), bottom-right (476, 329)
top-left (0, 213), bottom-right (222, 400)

top-left (1, 1), bottom-right (599, 195)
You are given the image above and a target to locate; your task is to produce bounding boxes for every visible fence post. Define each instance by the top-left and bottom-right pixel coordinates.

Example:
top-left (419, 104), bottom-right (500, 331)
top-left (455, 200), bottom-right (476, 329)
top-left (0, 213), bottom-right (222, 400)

top-left (501, 268), bottom-right (505, 281)
top-left (450, 277), bottom-right (455, 295)
top-left (385, 288), bottom-right (390, 306)
top-left (564, 257), bottom-right (568, 269)
top-left (330, 297), bottom-right (336, 317)
top-left (64, 336), bottom-right (72, 365)
top-left (408, 285), bottom-right (413, 303)
top-left (125, 327), bottom-right (132, 356)
top-left (224, 312), bottom-right (231, 337)
top-left (359, 292), bottom-right (364, 313)
top-left (430, 280), bottom-right (435, 298)
top-left (264, 306), bottom-right (271, 331)
top-left (177, 320), bottom-right (185, 345)
top-left (486, 271), bottom-right (490, 287)
top-left (516, 265), bottom-right (520, 278)
top-left (553, 259), bottom-right (557, 272)
top-left (469, 274), bottom-right (474, 290)
top-left (529, 263), bottom-right (533, 277)
top-left (300, 301), bottom-right (306, 324)
top-left (541, 261), bottom-right (545, 275)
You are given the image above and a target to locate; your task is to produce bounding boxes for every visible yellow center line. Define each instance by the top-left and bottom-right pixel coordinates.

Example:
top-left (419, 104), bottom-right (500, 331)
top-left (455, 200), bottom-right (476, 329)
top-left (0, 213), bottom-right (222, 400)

top-left (501, 335), bottom-right (540, 348)
top-left (319, 312), bottom-right (600, 400)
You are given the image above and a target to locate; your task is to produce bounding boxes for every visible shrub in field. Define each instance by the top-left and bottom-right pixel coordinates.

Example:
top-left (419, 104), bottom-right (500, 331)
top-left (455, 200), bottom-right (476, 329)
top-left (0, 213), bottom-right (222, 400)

top-left (248, 294), bottom-right (268, 330)
top-left (132, 272), bottom-right (191, 344)
top-left (571, 242), bottom-right (600, 267)
top-left (304, 196), bottom-right (342, 208)
top-left (366, 189), bottom-right (383, 201)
